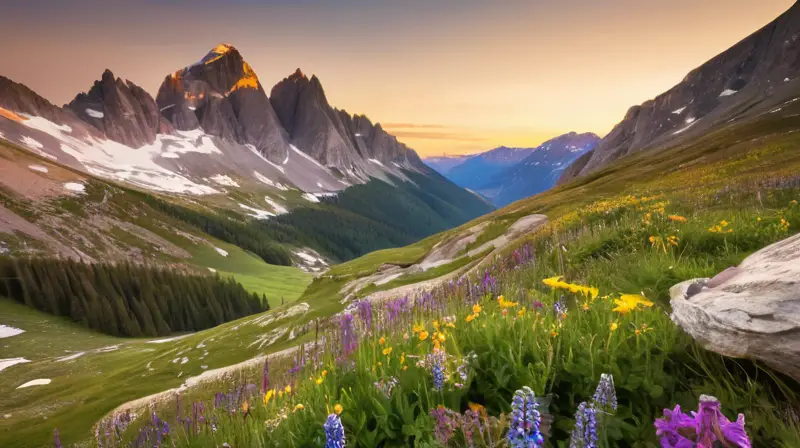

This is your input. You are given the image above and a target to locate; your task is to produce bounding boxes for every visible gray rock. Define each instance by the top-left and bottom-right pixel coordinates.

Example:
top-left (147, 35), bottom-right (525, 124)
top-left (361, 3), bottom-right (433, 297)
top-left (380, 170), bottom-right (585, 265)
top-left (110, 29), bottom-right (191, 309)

top-left (670, 233), bottom-right (800, 380)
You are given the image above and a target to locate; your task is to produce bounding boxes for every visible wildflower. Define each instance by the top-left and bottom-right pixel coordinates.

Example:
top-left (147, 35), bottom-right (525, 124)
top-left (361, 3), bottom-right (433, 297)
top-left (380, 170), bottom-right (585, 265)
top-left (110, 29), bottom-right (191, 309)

top-left (430, 406), bottom-right (459, 445)
top-left (419, 330), bottom-right (429, 341)
top-left (403, 332), bottom-right (409, 341)
top-left (592, 374), bottom-right (617, 411)
top-left (582, 303), bottom-right (590, 311)
top-left (53, 429), bottom-right (62, 448)
top-left (285, 385), bottom-right (292, 394)
top-left (612, 294), bottom-right (654, 315)
top-left (554, 296), bottom-right (567, 316)
top-left (322, 370), bottom-right (328, 377)
top-left (499, 296), bottom-right (520, 308)
top-left (473, 304), bottom-right (482, 314)
top-left (437, 332), bottom-right (446, 343)
top-left (323, 413), bottom-right (346, 448)
top-left (609, 322), bottom-right (618, 331)
top-left (261, 359), bottom-right (270, 394)
top-left (669, 215), bottom-right (688, 223)
top-left (316, 377), bottom-right (324, 385)
top-left (400, 353), bottom-right (405, 364)
top-left (412, 323), bottom-right (424, 334)
top-left (382, 347), bottom-right (393, 356)
top-left (294, 404), bottom-right (305, 412)
top-left (508, 386), bottom-right (544, 447)
top-left (334, 404), bottom-right (343, 415)
top-left (375, 376), bottom-right (399, 398)
top-left (780, 218), bottom-right (790, 231)
top-left (518, 307), bottom-right (527, 317)
top-left (667, 235), bottom-right (679, 247)
top-left (263, 389), bottom-right (276, 405)
top-left (378, 336), bottom-right (385, 345)
top-left (242, 401), bottom-right (250, 413)
top-left (466, 314), bottom-right (477, 323)
top-left (569, 402), bottom-right (598, 448)
top-left (542, 276), bottom-right (565, 288)
top-left (432, 359), bottom-right (444, 391)
top-left (655, 395), bottom-right (751, 448)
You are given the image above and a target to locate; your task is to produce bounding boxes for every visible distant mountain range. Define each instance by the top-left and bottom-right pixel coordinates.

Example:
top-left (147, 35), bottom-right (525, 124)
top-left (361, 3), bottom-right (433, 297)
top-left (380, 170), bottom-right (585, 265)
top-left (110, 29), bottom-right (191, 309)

top-left (559, 2), bottom-right (800, 184)
top-left (0, 43), bottom-right (492, 265)
top-left (425, 132), bottom-right (598, 207)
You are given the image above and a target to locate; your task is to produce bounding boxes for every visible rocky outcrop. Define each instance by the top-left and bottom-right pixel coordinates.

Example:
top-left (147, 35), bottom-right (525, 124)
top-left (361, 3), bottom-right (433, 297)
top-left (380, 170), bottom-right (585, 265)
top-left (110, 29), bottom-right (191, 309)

top-left (338, 111), bottom-right (425, 169)
top-left (0, 76), bottom-right (82, 126)
top-left (67, 70), bottom-right (165, 147)
top-left (155, 43), bottom-right (291, 163)
top-left (559, 2), bottom-right (800, 184)
top-left (270, 69), bottom-right (361, 168)
top-left (670, 233), bottom-right (800, 381)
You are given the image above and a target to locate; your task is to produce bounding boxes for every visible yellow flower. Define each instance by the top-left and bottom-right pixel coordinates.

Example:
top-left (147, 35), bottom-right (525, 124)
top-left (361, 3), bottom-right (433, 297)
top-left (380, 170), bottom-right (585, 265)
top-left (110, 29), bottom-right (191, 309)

top-left (315, 377), bottom-right (323, 385)
top-left (582, 303), bottom-right (589, 311)
top-left (437, 332), bottom-right (446, 343)
top-left (668, 215), bottom-right (688, 223)
top-left (278, 391), bottom-right (284, 398)
top-left (263, 389), bottom-right (275, 405)
top-left (382, 347), bottom-right (393, 356)
top-left (472, 304), bottom-right (482, 314)
top-left (419, 330), bottom-right (429, 341)
top-left (635, 329), bottom-right (641, 336)
top-left (465, 314), bottom-right (476, 323)
top-left (400, 353), bottom-right (405, 364)
top-left (412, 324), bottom-right (424, 334)
top-left (379, 336), bottom-right (386, 345)
top-left (542, 276), bottom-right (565, 288)
top-left (517, 307), bottom-right (527, 317)
top-left (612, 294), bottom-right (654, 315)
top-left (551, 330), bottom-right (558, 337)
top-left (242, 401), bottom-right (250, 413)
top-left (378, 361), bottom-right (382, 367)
top-left (610, 322), bottom-right (619, 332)
top-left (334, 404), bottom-right (343, 415)
top-left (294, 404), bottom-right (305, 412)
top-left (284, 385), bottom-right (292, 394)
top-left (322, 370), bottom-right (328, 377)
top-left (402, 365), bottom-right (408, 371)
top-left (468, 402), bottom-right (486, 414)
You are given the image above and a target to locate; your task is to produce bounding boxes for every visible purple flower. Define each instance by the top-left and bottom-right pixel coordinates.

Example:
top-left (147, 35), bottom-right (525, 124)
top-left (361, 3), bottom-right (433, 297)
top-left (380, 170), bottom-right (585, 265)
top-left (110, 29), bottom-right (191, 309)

top-left (339, 314), bottom-right (357, 356)
top-left (654, 396), bottom-right (751, 448)
top-left (324, 413), bottom-right (346, 448)
top-left (53, 428), bottom-right (62, 448)
top-left (430, 406), bottom-right (459, 445)
top-left (591, 373), bottom-right (617, 411)
top-left (569, 402), bottom-right (597, 448)
top-left (554, 296), bottom-right (567, 317)
top-left (508, 386), bottom-right (544, 447)
top-left (355, 300), bottom-right (373, 332)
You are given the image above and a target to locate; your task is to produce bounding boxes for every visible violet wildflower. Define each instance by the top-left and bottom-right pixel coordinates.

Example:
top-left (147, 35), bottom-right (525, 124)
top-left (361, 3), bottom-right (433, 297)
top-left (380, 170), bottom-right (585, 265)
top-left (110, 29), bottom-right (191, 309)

top-left (374, 376), bottom-right (399, 399)
top-left (554, 296), bottom-right (567, 317)
top-left (261, 359), bottom-right (270, 394)
top-left (508, 386), bottom-right (544, 447)
top-left (430, 406), bottom-right (459, 445)
top-left (654, 404), bottom-right (695, 448)
top-left (324, 413), bottom-right (346, 448)
top-left (569, 402), bottom-right (598, 448)
top-left (53, 428), bottom-right (62, 448)
top-left (339, 314), bottom-right (357, 356)
top-left (696, 395), bottom-right (751, 448)
top-left (592, 373), bottom-right (617, 411)
top-left (356, 300), bottom-right (373, 332)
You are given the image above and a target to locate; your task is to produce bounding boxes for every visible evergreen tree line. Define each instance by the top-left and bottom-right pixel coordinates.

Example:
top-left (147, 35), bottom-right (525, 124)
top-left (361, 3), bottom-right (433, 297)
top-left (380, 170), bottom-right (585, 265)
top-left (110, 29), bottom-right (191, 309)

top-left (0, 257), bottom-right (269, 337)
top-left (126, 169), bottom-right (492, 264)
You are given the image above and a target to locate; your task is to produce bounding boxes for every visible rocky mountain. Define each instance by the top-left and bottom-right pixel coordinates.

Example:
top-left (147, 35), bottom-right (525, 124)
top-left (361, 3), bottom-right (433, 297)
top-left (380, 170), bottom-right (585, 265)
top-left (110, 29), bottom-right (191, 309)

top-left (68, 69), bottom-right (172, 148)
top-left (438, 146), bottom-right (536, 191)
top-left (425, 133), bottom-right (598, 207)
top-left (559, 2), bottom-right (800, 184)
top-left (423, 155), bottom-right (470, 175)
top-left (0, 43), bottom-right (493, 265)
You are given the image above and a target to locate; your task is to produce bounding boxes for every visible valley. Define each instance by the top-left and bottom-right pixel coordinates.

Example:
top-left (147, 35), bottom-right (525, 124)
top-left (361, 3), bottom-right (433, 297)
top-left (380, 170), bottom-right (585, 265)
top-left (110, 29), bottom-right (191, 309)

top-left (2, 2), bottom-right (800, 447)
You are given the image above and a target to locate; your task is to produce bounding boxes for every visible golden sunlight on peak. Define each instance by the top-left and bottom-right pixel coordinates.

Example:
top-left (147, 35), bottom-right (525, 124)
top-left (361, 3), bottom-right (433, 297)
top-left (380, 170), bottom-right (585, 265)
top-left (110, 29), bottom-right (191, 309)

top-left (0, 107), bottom-right (27, 123)
top-left (228, 61), bottom-right (260, 93)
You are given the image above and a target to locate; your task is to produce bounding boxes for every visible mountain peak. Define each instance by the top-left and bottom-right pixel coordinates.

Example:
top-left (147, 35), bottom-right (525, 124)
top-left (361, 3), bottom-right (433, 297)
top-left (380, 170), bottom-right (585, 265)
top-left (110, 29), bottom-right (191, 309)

top-left (290, 68), bottom-right (308, 81)
top-left (200, 43), bottom-right (238, 64)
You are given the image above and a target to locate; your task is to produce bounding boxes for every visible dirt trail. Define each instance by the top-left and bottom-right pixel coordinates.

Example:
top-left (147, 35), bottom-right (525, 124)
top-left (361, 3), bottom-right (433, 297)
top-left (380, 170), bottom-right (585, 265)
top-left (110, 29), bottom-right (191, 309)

top-left (358, 214), bottom-right (548, 303)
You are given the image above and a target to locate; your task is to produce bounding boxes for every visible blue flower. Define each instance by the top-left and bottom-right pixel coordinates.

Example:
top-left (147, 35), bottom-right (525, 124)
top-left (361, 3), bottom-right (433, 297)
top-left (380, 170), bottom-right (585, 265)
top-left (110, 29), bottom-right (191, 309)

top-left (592, 373), bottom-right (617, 411)
top-left (508, 386), bottom-right (544, 447)
top-left (324, 413), bottom-right (346, 448)
top-left (569, 402), bottom-right (598, 448)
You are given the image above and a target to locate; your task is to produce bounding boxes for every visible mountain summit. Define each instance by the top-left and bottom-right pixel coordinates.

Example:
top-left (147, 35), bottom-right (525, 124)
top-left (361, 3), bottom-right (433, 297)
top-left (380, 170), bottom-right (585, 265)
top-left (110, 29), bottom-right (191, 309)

top-left (156, 43), bottom-right (291, 163)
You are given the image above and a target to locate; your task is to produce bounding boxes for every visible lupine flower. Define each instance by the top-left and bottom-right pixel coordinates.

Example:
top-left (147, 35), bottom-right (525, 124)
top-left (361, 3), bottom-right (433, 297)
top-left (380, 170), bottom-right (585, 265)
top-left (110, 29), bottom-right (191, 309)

top-left (554, 296), bottom-right (567, 317)
top-left (53, 428), bottom-right (62, 448)
top-left (569, 402), bottom-right (597, 448)
top-left (654, 404), bottom-right (696, 448)
top-left (324, 413), bottom-right (346, 448)
top-left (592, 373), bottom-right (617, 411)
top-left (508, 386), bottom-right (544, 447)
top-left (356, 300), bottom-right (373, 332)
top-left (339, 314), bottom-right (357, 356)
top-left (374, 376), bottom-right (399, 399)
top-left (432, 358), bottom-right (444, 391)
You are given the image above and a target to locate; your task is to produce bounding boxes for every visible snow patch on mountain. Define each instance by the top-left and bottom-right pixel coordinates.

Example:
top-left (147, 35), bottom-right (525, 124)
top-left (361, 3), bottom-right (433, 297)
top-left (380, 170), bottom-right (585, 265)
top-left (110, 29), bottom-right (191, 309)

top-left (239, 203), bottom-right (274, 219)
top-left (719, 89), bottom-right (738, 97)
top-left (85, 109), bottom-right (104, 118)
top-left (27, 165), bottom-right (48, 173)
top-left (264, 196), bottom-right (288, 214)
top-left (0, 325), bottom-right (25, 338)
top-left (208, 174), bottom-right (239, 187)
top-left (672, 106), bottom-right (687, 114)
top-left (21, 136), bottom-right (43, 149)
top-left (214, 247), bottom-right (228, 257)
top-left (64, 182), bottom-right (86, 193)
top-left (19, 115), bottom-right (219, 195)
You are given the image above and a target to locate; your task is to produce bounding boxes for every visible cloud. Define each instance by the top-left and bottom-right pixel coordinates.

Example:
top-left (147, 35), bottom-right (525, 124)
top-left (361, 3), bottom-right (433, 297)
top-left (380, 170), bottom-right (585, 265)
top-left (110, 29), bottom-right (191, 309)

top-left (381, 123), bottom-right (450, 129)
top-left (389, 130), bottom-right (488, 142)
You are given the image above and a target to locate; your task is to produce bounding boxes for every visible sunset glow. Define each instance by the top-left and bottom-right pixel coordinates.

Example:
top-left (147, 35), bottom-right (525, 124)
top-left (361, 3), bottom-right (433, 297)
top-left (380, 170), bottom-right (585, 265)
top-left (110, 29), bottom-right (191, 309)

top-left (0, 0), bottom-right (793, 156)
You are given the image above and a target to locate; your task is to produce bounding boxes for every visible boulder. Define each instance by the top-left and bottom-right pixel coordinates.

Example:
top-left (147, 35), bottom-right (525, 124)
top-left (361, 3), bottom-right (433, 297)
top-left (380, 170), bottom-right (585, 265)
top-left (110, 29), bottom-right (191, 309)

top-left (670, 233), bottom-right (800, 381)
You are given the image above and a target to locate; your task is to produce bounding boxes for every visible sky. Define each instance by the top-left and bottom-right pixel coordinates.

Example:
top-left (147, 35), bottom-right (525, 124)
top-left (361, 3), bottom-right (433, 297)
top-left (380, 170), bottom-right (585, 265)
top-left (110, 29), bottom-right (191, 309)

top-left (0, 0), bottom-right (794, 157)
